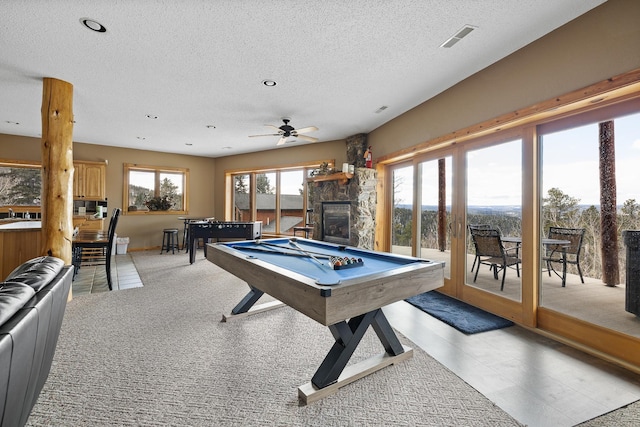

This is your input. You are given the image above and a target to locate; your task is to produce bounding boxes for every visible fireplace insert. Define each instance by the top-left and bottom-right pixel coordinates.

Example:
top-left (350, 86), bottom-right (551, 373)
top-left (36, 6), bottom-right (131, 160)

top-left (322, 201), bottom-right (351, 245)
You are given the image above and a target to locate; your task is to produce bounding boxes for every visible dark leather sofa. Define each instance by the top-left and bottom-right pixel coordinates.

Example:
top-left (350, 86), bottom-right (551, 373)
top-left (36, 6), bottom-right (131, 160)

top-left (0, 256), bottom-right (73, 427)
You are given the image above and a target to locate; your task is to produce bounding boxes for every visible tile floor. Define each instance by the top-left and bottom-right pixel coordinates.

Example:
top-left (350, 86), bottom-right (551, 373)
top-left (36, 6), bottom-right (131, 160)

top-left (384, 301), bottom-right (640, 427)
top-left (72, 253), bottom-right (143, 295)
top-left (72, 251), bottom-right (640, 426)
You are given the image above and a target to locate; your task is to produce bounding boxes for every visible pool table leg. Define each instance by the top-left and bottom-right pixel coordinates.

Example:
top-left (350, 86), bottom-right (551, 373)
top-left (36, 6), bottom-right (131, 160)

top-left (231, 286), bottom-right (264, 314)
top-left (311, 308), bottom-right (405, 389)
top-left (221, 286), bottom-right (286, 322)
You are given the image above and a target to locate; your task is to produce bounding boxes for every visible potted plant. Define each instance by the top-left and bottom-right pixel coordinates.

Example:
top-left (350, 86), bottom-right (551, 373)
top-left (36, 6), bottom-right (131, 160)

top-left (144, 195), bottom-right (174, 211)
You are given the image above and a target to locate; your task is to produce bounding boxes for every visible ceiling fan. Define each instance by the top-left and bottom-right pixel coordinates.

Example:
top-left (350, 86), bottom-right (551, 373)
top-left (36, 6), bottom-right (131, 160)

top-left (249, 118), bottom-right (318, 146)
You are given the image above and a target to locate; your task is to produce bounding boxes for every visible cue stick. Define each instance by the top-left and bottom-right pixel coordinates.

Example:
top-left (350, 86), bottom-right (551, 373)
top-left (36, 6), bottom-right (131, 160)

top-left (230, 245), bottom-right (331, 259)
top-left (288, 238), bottom-right (327, 268)
top-left (258, 241), bottom-right (336, 258)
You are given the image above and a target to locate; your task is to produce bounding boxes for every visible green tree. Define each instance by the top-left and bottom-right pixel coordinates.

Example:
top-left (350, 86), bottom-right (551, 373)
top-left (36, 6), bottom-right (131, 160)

top-left (159, 177), bottom-right (181, 209)
top-left (620, 199), bottom-right (640, 230)
top-left (128, 184), bottom-right (153, 207)
top-left (234, 175), bottom-right (249, 194)
top-left (543, 187), bottom-right (581, 228)
top-left (392, 207), bottom-right (412, 246)
top-left (5, 167), bottom-right (41, 205)
top-left (580, 205), bottom-right (601, 277)
top-left (0, 167), bottom-right (13, 204)
top-left (160, 177), bottom-right (178, 198)
top-left (256, 173), bottom-right (274, 194)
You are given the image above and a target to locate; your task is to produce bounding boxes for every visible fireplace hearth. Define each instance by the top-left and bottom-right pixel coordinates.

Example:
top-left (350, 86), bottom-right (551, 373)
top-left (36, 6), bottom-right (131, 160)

top-left (322, 202), bottom-right (351, 245)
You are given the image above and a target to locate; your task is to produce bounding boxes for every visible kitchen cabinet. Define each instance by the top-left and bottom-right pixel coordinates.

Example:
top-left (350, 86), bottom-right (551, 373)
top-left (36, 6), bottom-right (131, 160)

top-left (0, 221), bottom-right (42, 280)
top-left (73, 216), bottom-right (104, 231)
top-left (73, 161), bottom-right (106, 200)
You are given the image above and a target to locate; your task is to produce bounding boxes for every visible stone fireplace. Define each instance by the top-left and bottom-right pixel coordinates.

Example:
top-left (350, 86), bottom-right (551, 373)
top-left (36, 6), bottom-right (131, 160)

top-left (308, 133), bottom-right (377, 249)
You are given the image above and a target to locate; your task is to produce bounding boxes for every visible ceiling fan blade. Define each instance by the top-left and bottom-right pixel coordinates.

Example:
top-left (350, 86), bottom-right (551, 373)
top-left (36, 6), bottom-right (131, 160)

top-left (297, 134), bottom-right (318, 143)
top-left (276, 136), bottom-right (288, 146)
top-left (294, 126), bottom-right (318, 134)
top-left (249, 133), bottom-right (280, 138)
top-left (265, 124), bottom-right (282, 131)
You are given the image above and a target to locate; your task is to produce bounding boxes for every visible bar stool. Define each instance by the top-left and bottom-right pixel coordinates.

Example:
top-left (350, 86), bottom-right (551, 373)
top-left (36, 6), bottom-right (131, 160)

top-left (183, 219), bottom-right (199, 253)
top-left (181, 219), bottom-right (190, 251)
top-left (161, 228), bottom-right (179, 254)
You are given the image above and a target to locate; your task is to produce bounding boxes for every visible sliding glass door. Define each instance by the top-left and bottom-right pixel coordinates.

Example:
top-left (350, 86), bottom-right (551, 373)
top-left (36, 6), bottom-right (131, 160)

top-left (539, 108), bottom-right (640, 339)
top-left (390, 164), bottom-right (414, 256)
top-left (417, 156), bottom-right (452, 280)
top-left (390, 152), bottom-right (456, 287)
top-left (464, 139), bottom-right (523, 302)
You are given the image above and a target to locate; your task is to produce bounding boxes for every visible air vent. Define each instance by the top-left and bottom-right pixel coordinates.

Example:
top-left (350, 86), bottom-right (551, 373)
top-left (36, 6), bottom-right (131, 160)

top-left (440, 25), bottom-right (477, 48)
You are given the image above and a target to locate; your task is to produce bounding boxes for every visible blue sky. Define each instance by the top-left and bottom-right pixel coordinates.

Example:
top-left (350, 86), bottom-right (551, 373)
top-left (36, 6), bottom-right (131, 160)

top-left (396, 111), bottom-right (640, 207)
top-left (542, 111), bottom-right (640, 206)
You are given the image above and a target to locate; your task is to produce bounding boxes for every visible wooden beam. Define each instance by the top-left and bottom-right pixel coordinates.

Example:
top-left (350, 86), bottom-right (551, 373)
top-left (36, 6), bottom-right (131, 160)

top-left (41, 78), bottom-right (74, 265)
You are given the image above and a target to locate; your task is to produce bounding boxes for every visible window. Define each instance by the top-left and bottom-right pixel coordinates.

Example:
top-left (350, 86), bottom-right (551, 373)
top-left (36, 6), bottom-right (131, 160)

top-left (0, 160), bottom-right (42, 206)
top-left (0, 159), bottom-right (42, 219)
top-left (227, 161), bottom-right (328, 235)
top-left (279, 170), bottom-right (305, 235)
top-left (232, 174), bottom-right (251, 221)
top-left (123, 163), bottom-right (188, 214)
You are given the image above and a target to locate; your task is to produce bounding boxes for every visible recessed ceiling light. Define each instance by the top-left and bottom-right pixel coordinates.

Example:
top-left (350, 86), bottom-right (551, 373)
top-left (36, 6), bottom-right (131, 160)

top-left (222, 146), bottom-right (232, 150)
top-left (136, 137), bottom-right (146, 140)
top-left (146, 114), bottom-right (158, 119)
top-left (5, 121), bottom-right (20, 125)
top-left (185, 143), bottom-right (193, 146)
top-left (80, 18), bottom-right (106, 33)
top-left (206, 125), bottom-right (216, 129)
top-left (262, 79), bottom-right (277, 87)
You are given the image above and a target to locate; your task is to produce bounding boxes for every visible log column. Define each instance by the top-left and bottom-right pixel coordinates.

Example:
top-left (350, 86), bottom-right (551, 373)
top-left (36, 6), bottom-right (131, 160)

top-left (437, 158), bottom-right (447, 252)
top-left (599, 120), bottom-right (619, 286)
top-left (41, 78), bottom-right (74, 267)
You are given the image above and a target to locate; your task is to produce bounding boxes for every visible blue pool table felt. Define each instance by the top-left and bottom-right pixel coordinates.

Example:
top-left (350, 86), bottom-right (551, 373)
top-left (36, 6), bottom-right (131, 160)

top-left (224, 238), bottom-right (426, 286)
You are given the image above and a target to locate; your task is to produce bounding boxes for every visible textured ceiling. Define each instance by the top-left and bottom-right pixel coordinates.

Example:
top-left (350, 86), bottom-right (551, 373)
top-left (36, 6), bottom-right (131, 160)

top-left (0, 1), bottom-right (606, 158)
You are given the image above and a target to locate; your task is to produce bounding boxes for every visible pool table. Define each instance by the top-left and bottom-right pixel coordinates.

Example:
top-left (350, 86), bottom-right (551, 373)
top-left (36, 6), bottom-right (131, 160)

top-left (206, 237), bottom-right (444, 403)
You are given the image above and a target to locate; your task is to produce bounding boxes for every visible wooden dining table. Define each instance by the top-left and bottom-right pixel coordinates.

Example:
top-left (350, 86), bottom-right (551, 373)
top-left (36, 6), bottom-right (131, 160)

top-left (502, 236), bottom-right (571, 286)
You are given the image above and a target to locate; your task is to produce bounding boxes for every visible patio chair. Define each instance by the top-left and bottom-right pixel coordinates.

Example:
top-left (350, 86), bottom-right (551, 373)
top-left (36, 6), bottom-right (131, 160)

top-left (469, 227), bottom-right (521, 291)
top-left (468, 224), bottom-right (491, 272)
top-left (544, 227), bottom-right (585, 286)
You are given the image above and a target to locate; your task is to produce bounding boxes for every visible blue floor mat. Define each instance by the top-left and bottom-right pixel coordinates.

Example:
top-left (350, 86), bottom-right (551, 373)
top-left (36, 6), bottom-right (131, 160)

top-left (405, 291), bottom-right (514, 334)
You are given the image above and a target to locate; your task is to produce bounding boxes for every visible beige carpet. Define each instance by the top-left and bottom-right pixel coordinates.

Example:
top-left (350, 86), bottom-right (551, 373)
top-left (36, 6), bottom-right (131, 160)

top-left (27, 250), bottom-right (524, 426)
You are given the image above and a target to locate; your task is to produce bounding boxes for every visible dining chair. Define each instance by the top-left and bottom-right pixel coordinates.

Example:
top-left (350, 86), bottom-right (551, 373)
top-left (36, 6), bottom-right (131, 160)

top-left (469, 227), bottom-right (521, 290)
top-left (75, 208), bottom-right (121, 290)
top-left (544, 227), bottom-right (585, 286)
top-left (468, 224), bottom-right (492, 273)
